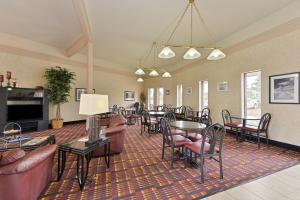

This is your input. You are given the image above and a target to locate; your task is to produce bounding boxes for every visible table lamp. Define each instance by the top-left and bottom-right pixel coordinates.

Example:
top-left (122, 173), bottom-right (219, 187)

top-left (79, 94), bottom-right (109, 142)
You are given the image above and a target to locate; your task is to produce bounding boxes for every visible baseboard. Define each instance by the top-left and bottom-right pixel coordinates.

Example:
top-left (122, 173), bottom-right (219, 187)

top-left (63, 120), bottom-right (86, 125)
top-left (226, 130), bottom-right (300, 152)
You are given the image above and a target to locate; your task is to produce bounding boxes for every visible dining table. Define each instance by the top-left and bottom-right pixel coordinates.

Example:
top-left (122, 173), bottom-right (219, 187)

top-left (231, 115), bottom-right (261, 141)
top-left (148, 111), bottom-right (166, 117)
top-left (170, 120), bottom-right (206, 137)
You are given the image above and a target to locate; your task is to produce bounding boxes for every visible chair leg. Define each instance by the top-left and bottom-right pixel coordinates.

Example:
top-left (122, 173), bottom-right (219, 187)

top-left (219, 153), bottom-right (223, 179)
top-left (266, 131), bottom-right (269, 146)
top-left (171, 146), bottom-right (174, 168)
top-left (257, 133), bottom-right (260, 149)
top-left (162, 140), bottom-right (165, 160)
top-left (140, 124), bottom-right (143, 135)
top-left (200, 155), bottom-right (205, 183)
top-left (184, 147), bottom-right (188, 168)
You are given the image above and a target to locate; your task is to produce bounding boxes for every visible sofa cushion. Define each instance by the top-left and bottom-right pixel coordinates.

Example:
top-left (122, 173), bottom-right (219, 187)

top-left (109, 115), bottom-right (126, 127)
top-left (0, 149), bottom-right (25, 166)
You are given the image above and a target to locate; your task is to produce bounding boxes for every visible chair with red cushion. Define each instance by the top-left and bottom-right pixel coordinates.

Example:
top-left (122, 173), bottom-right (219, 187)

top-left (184, 123), bottom-right (226, 183)
top-left (141, 111), bottom-right (158, 136)
top-left (163, 112), bottom-right (185, 136)
top-left (186, 115), bottom-right (212, 142)
top-left (240, 113), bottom-right (271, 149)
top-left (161, 118), bottom-right (191, 168)
top-left (222, 109), bottom-right (241, 140)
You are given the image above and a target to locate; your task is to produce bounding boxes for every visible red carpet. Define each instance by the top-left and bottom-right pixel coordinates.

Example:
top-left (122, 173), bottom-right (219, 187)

top-left (29, 123), bottom-right (300, 199)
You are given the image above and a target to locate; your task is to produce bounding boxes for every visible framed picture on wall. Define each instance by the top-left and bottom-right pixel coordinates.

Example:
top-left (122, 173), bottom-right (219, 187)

top-left (186, 87), bottom-right (192, 95)
top-left (124, 91), bottom-right (135, 101)
top-left (217, 82), bottom-right (228, 92)
top-left (165, 89), bottom-right (170, 95)
top-left (75, 88), bottom-right (87, 101)
top-left (269, 72), bottom-right (300, 104)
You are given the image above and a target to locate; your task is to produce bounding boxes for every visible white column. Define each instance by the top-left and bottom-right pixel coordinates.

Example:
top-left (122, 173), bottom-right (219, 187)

top-left (87, 42), bottom-right (94, 93)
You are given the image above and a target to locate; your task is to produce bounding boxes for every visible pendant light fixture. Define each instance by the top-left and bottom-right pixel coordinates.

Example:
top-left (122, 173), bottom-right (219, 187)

top-left (162, 72), bottom-right (172, 78)
top-left (149, 70), bottom-right (159, 77)
top-left (137, 78), bottom-right (144, 82)
top-left (158, 0), bottom-right (225, 61)
top-left (135, 68), bottom-right (145, 75)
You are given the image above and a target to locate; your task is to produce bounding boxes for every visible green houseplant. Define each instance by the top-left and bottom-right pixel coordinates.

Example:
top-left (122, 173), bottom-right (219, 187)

top-left (44, 66), bottom-right (76, 129)
top-left (140, 92), bottom-right (146, 108)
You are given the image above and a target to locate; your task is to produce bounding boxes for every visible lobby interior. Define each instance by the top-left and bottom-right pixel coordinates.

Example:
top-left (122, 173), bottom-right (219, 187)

top-left (0, 0), bottom-right (300, 200)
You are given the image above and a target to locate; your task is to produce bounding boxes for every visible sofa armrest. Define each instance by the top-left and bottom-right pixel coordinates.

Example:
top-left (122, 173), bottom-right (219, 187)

top-left (0, 144), bottom-right (57, 175)
top-left (105, 125), bottom-right (126, 137)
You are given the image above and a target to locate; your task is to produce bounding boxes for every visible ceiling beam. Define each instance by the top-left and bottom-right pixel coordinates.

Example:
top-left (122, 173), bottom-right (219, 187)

top-left (65, 35), bottom-right (88, 57)
top-left (66, 0), bottom-right (92, 57)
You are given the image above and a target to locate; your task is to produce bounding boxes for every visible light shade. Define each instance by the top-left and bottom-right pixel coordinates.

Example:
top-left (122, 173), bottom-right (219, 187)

top-left (183, 48), bottom-right (201, 59)
top-left (79, 94), bottom-right (109, 115)
top-left (135, 68), bottom-right (145, 75)
top-left (207, 49), bottom-right (226, 60)
top-left (158, 47), bottom-right (175, 59)
top-left (149, 70), bottom-right (159, 77)
top-left (137, 78), bottom-right (144, 82)
top-left (162, 72), bottom-right (172, 78)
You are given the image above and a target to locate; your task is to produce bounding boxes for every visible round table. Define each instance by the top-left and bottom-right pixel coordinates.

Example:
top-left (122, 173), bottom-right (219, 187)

top-left (170, 120), bottom-right (206, 136)
top-left (149, 111), bottom-right (166, 117)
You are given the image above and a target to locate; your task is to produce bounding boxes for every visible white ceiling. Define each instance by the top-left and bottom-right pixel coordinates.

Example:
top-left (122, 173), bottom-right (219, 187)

top-left (0, 0), bottom-right (297, 70)
top-left (0, 0), bottom-right (82, 48)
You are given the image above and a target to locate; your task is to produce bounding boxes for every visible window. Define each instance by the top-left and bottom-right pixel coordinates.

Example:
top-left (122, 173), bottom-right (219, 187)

top-left (157, 87), bottom-right (164, 106)
top-left (148, 88), bottom-right (155, 110)
top-left (243, 71), bottom-right (261, 118)
top-left (176, 84), bottom-right (183, 107)
top-left (199, 81), bottom-right (209, 110)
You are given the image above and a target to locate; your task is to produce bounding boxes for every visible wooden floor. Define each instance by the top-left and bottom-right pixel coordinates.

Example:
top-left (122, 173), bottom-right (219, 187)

top-left (204, 164), bottom-right (300, 200)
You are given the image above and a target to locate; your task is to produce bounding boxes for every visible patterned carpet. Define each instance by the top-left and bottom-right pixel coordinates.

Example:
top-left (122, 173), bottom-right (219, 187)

top-left (28, 123), bottom-right (300, 200)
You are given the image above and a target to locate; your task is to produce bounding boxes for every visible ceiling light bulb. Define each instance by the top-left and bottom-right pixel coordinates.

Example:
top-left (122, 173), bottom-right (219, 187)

top-left (183, 48), bottom-right (201, 59)
top-left (158, 47), bottom-right (175, 59)
top-left (149, 70), bottom-right (159, 77)
top-left (207, 49), bottom-right (226, 60)
top-left (162, 72), bottom-right (172, 78)
top-left (137, 78), bottom-right (144, 82)
top-left (135, 68), bottom-right (145, 75)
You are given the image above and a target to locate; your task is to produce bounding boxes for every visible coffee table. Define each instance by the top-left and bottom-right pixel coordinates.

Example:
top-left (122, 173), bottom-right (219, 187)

top-left (0, 135), bottom-right (55, 152)
top-left (57, 136), bottom-right (110, 191)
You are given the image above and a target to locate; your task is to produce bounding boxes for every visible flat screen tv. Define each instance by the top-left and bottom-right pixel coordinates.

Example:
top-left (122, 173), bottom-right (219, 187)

top-left (7, 105), bottom-right (43, 121)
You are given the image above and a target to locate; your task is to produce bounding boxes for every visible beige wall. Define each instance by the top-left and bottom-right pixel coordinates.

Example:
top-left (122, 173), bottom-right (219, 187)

top-left (0, 52), bottom-right (142, 122)
top-left (144, 29), bottom-right (300, 146)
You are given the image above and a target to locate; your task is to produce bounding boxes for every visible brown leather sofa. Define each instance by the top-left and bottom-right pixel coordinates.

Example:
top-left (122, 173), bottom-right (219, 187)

top-left (0, 144), bottom-right (57, 200)
top-left (93, 114), bottom-right (126, 156)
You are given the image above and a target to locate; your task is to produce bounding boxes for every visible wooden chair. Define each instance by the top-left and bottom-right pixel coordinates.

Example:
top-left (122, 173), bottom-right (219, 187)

top-left (221, 109), bottom-right (241, 140)
top-left (240, 113), bottom-right (271, 149)
top-left (163, 112), bottom-right (185, 136)
top-left (141, 111), bottom-right (158, 136)
top-left (184, 123), bottom-right (226, 183)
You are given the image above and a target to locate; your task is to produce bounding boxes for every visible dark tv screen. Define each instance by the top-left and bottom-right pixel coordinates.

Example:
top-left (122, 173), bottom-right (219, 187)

top-left (7, 105), bottom-right (43, 121)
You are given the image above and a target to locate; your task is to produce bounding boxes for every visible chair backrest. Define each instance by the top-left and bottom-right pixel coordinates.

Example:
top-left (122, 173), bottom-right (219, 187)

top-left (201, 107), bottom-right (210, 117)
top-left (149, 104), bottom-right (154, 111)
top-left (112, 105), bottom-right (118, 114)
top-left (142, 110), bottom-right (151, 123)
top-left (161, 118), bottom-right (173, 145)
top-left (199, 115), bottom-right (212, 127)
top-left (163, 112), bottom-right (176, 122)
top-left (118, 107), bottom-right (126, 115)
top-left (258, 113), bottom-right (271, 132)
top-left (185, 106), bottom-right (193, 117)
top-left (221, 109), bottom-right (232, 125)
top-left (157, 105), bottom-right (163, 111)
top-left (201, 123), bottom-right (226, 155)
top-left (133, 102), bottom-right (139, 113)
top-left (179, 106), bottom-right (186, 114)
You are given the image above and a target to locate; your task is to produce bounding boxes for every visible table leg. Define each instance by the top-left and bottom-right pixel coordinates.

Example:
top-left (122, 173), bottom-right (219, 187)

top-left (57, 150), bottom-right (66, 181)
top-left (76, 154), bottom-right (91, 191)
top-left (240, 119), bottom-right (246, 142)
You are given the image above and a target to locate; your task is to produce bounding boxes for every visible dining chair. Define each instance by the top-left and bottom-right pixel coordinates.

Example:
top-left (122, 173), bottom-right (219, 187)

top-left (184, 123), bottom-right (226, 183)
top-left (175, 106), bottom-right (186, 120)
top-left (141, 111), bottom-right (159, 136)
top-left (201, 107), bottom-right (210, 118)
top-left (112, 105), bottom-right (118, 114)
top-left (186, 115), bottom-right (212, 142)
top-left (221, 109), bottom-right (241, 140)
top-left (161, 118), bottom-right (191, 168)
top-left (184, 106), bottom-right (194, 121)
top-left (240, 113), bottom-right (271, 149)
top-left (163, 112), bottom-right (185, 135)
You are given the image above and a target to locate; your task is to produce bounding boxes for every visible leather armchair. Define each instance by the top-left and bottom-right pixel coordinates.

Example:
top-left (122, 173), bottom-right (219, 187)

top-left (93, 114), bottom-right (126, 156)
top-left (0, 144), bottom-right (57, 200)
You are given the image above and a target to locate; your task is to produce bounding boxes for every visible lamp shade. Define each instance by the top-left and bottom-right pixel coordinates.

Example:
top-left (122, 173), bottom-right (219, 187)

top-left (135, 68), bottom-right (145, 75)
top-left (207, 49), bottom-right (226, 60)
top-left (162, 72), bottom-right (172, 78)
top-left (149, 70), bottom-right (159, 77)
top-left (158, 47), bottom-right (175, 59)
top-left (79, 94), bottom-right (109, 115)
top-left (137, 78), bottom-right (144, 82)
top-left (183, 48), bottom-right (201, 59)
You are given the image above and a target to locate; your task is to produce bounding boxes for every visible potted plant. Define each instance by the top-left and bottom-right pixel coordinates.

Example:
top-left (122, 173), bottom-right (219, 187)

top-left (44, 66), bottom-right (76, 129)
top-left (140, 92), bottom-right (146, 108)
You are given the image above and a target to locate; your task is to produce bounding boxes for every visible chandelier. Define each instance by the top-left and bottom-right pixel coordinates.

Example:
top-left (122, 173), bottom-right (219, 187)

top-left (135, 42), bottom-right (172, 80)
top-left (158, 0), bottom-right (226, 60)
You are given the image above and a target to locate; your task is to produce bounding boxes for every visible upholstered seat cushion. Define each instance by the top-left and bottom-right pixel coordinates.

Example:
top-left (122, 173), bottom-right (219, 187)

top-left (186, 132), bottom-right (204, 142)
top-left (241, 126), bottom-right (258, 132)
top-left (185, 141), bottom-right (211, 154)
top-left (171, 128), bottom-right (185, 135)
top-left (225, 122), bottom-right (241, 128)
top-left (0, 148), bottom-right (25, 166)
top-left (168, 135), bottom-right (191, 147)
